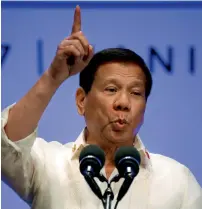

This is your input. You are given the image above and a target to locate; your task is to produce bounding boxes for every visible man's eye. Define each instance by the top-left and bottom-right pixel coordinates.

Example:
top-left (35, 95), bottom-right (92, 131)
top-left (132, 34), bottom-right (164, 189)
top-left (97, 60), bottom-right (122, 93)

top-left (106, 87), bottom-right (117, 92)
top-left (131, 92), bottom-right (141, 96)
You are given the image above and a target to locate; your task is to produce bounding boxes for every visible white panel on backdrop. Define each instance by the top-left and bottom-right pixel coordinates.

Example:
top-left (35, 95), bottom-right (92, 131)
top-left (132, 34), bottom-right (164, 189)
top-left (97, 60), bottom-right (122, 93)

top-left (1, 2), bottom-right (202, 209)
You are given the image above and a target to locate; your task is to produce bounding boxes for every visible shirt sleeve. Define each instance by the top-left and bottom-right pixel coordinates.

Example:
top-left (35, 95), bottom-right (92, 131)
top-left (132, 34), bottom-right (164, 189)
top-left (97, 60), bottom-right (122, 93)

top-left (1, 104), bottom-right (40, 204)
top-left (180, 166), bottom-right (202, 209)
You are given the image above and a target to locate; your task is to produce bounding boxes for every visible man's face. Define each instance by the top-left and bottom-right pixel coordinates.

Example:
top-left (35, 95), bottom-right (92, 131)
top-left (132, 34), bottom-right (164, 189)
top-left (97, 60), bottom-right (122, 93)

top-left (77, 62), bottom-right (147, 145)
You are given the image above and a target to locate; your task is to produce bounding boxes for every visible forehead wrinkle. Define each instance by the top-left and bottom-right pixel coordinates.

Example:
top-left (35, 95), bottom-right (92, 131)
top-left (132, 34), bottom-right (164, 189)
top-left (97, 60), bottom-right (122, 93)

top-left (94, 62), bottom-right (146, 85)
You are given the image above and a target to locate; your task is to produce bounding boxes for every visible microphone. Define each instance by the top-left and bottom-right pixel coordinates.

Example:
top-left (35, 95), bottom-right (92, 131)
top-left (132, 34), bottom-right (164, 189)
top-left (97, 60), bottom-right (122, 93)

top-left (79, 144), bottom-right (106, 200)
top-left (114, 146), bottom-right (141, 202)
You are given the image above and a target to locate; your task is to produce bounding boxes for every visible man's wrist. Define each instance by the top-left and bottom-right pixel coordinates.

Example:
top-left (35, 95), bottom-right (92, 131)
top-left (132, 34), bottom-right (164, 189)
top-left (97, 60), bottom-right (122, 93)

top-left (44, 69), bottom-right (66, 89)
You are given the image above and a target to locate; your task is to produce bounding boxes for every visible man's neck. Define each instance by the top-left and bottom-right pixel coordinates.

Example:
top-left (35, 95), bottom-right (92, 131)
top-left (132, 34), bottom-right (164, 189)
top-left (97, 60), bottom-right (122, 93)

top-left (86, 136), bottom-right (118, 165)
top-left (98, 144), bottom-right (118, 179)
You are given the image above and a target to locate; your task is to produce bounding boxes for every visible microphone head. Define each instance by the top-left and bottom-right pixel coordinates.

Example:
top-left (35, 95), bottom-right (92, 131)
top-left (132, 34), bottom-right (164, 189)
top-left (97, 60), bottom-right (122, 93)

top-left (79, 144), bottom-right (105, 175)
top-left (114, 146), bottom-right (141, 177)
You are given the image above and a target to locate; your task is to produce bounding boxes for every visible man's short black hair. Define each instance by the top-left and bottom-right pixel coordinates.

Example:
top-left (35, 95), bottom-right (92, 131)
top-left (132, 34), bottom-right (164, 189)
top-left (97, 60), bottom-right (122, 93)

top-left (79, 48), bottom-right (152, 99)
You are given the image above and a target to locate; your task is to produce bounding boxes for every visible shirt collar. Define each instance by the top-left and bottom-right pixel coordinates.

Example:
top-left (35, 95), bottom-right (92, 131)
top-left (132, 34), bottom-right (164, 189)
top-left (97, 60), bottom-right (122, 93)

top-left (70, 128), bottom-right (151, 170)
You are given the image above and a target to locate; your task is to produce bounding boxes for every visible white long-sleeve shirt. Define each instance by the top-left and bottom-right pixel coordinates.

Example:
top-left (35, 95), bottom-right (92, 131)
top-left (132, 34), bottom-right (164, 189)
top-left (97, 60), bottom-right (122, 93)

top-left (1, 105), bottom-right (202, 209)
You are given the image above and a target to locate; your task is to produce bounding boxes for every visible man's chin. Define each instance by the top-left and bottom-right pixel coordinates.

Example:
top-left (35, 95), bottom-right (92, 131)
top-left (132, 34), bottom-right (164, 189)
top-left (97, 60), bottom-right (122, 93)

top-left (103, 130), bottom-right (133, 145)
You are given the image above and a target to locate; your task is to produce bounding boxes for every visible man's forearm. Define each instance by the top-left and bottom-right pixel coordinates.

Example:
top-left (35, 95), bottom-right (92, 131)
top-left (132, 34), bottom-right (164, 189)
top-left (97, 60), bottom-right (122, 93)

top-left (4, 70), bottom-right (63, 141)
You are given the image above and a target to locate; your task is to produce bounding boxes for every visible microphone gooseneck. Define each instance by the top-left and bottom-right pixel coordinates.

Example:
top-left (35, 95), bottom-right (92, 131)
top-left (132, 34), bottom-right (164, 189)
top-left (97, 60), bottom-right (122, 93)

top-left (114, 146), bottom-right (141, 202)
top-left (79, 145), bottom-right (106, 201)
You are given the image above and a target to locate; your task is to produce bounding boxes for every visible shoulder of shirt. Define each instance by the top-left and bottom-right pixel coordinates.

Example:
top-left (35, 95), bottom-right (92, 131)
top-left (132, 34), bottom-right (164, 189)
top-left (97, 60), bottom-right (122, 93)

top-left (148, 153), bottom-right (202, 200)
top-left (32, 137), bottom-right (74, 156)
top-left (149, 152), bottom-right (190, 178)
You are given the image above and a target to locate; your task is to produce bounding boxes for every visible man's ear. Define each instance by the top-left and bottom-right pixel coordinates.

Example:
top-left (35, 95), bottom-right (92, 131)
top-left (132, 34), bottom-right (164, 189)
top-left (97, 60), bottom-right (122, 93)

top-left (75, 87), bottom-right (86, 115)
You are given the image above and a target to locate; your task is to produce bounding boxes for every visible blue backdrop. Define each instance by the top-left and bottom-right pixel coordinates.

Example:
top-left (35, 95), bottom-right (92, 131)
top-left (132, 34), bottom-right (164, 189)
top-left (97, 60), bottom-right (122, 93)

top-left (1, 2), bottom-right (202, 208)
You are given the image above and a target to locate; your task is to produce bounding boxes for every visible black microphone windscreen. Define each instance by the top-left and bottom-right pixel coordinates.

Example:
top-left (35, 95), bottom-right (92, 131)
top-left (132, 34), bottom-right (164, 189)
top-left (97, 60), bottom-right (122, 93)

top-left (79, 144), bottom-right (105, 167)
top-left (114, 146), bottom-right (141, 176)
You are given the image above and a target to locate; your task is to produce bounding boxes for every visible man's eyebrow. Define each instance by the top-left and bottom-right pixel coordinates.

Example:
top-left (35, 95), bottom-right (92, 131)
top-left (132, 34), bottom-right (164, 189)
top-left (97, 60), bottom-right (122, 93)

top-left (101, 78), bottom-right (145, 87)
top-left (129, 80), bottom-right (145, 87)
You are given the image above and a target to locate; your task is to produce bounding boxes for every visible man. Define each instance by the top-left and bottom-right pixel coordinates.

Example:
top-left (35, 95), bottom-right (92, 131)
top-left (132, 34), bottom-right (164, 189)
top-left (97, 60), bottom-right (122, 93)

top-left (1, 5), bottom-right (201, 209)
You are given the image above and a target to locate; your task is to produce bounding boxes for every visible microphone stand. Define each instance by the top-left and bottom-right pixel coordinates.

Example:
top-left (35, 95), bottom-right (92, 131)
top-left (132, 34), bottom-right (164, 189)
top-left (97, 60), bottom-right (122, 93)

top-left (99, 174), bottom-right (121, 209)
top-left (103, 182), bottom-right (114, 209)
top-left (97, 172), bottom-right (135, 209)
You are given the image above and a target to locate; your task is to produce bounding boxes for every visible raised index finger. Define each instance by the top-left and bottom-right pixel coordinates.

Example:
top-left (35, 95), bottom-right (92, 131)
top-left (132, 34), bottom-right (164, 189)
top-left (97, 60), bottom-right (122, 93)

top-left (71, 5), bottom-right (81, 34)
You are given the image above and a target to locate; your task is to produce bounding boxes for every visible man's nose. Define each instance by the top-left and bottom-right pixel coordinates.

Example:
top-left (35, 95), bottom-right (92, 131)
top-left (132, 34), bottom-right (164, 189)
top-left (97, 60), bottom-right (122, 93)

top-left (113, 92), bottom-right (131, 112)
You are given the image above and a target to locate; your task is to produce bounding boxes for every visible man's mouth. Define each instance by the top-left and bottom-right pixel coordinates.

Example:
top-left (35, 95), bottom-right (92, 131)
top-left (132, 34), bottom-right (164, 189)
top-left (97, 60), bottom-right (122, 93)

top-left (111, 119), bottom-right (128, 131)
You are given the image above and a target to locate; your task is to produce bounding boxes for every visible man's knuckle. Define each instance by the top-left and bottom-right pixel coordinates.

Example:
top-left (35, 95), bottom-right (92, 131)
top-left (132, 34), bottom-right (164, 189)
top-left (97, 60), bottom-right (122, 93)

top-left (74, 39), bottom-right (80, 45)
top-left (84, 43), bottom-right (89, 49)
top-left (69, 45), bottom-right (74, 50)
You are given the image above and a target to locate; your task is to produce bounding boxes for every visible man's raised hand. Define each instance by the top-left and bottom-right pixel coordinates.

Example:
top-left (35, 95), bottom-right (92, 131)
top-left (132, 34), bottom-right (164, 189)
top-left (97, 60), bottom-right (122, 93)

top-left (48, 5), bottom-right (93, 84)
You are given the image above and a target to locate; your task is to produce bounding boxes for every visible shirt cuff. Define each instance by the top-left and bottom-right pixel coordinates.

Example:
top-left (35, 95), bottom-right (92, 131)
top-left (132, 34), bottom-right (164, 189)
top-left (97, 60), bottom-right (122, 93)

top-left (1, 103), bottom-right (37, 152)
